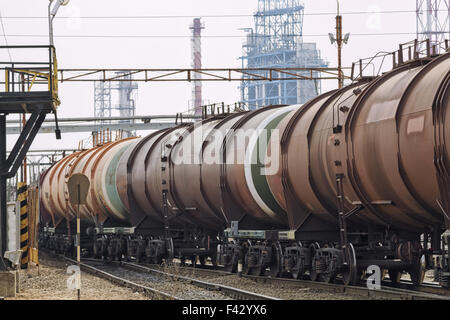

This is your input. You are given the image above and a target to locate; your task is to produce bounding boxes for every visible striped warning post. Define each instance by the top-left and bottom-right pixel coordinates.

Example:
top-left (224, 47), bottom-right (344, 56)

top-left (17, 182), bottom-right (28, 269)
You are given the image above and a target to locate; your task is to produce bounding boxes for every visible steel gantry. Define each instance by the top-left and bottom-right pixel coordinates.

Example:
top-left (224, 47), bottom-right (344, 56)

top-left (54, 67), bottom-right (348, 83)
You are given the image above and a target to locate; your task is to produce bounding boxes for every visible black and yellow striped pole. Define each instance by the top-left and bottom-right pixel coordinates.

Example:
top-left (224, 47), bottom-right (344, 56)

top-left (17, 182), bottom-right (29, 269)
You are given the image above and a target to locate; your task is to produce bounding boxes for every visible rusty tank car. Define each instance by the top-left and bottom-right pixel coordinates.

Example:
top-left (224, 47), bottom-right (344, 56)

top-left (39, 46), bottom-right (450, 287)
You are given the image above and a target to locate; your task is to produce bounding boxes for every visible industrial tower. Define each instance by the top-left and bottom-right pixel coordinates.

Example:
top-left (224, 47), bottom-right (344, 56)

top-left (190, 18), bottom-right (205, 118)
top-left (416, 0), bottom-right (450, 48)
top-left (94, 72), bottom-right (138, 138)
top-left (240, 0), bottom-right (327, 109)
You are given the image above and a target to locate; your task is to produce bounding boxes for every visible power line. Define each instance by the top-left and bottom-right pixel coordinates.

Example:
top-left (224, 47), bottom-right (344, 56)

top-left (0, 10), bottom-right (447, 19)
top-left (0, 10), bottom-right (12, 62)
top-left (3, 32), bottom-right (422, 39)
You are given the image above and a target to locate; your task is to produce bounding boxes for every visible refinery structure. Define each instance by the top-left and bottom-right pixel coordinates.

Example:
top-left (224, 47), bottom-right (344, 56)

top-left (94, 72), bottom-right (138, 138)
top-left (240, 0), bottom-right (327, 109)
top-left (416, 0), bottom-right (450, 47)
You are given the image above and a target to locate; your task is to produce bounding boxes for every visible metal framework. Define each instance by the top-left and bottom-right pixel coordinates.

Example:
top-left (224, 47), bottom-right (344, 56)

top-left (240, 0), bottom-right (328, 109)
top-left (94, 72), bottom-right (138, 138)
top-left (52, 67), bottom-right (346, 83)
top-left (416, 0), bottom-right (450, 48)
top-left (7, 121), bottom-right (175, 135)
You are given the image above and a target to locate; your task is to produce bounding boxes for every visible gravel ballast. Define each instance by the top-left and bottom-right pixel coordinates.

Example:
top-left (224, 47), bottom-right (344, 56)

top-left (7, 252), bottom-right (148, 300)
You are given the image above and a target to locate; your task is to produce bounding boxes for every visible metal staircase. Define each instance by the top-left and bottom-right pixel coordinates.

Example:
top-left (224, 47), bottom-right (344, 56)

top-left (0, 45), bottom-right (60, 270)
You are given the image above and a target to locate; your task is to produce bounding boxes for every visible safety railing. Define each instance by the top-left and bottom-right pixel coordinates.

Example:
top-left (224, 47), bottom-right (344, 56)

top-left (0, 45), bottom-right (60, 109)
top-left (350, 39), bottom-right (450, 81)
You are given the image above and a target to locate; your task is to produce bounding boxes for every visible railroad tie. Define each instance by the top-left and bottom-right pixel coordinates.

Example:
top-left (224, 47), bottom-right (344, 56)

top-left (18, 182), bottom-right (29, 269)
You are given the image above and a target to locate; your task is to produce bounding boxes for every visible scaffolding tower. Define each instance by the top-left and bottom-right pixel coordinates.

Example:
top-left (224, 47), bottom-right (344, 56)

top-left (240, 0), bottom-right (327, 109)
top-left (94, 72), bottom-right (138, 138)
top-left (416, 0), bottom-right (450, 48)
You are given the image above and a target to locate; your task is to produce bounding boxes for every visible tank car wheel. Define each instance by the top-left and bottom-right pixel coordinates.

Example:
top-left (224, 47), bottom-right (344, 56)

top-left (224, 255), bottom-right (238, 273)
top-left (252, 266), bottom-right (265, 276)
top-left (290, 242), bottom-right (304, 279)
top-left (242, 264), bottom-right (252, 275)
top-left (223, 263), bottom-right (237, 273)
top-left (210, 252), bottom-right (218, 267)
top-left (342, 243), bottom-right (357, 286)
top-left (291, 249), bottom-right (306, 279)
top-left (199, 255), bottom-right (206, 266)
top-left (268, 242), bottom-right (282, 278)
top-left (408, 262), bottom-right (424, 287)
top-left (180, 257), bottom-right (186, 267)
top-left (322, 272), bottom-right (336, 284)
top-left (243, 253), bottom-right (253, 275)
top-left (190, 256), bottom-right (197, 267)
top-left (309, 243), bottom-right (321, 281)
top-left (291, 268), bottom-right (305, 280)
top-left (310, 258), bottom-right (319, 282)
top-left (155, 256), bottom-right (163, 265)
top-left (388, 269), bottom-right (401, 285)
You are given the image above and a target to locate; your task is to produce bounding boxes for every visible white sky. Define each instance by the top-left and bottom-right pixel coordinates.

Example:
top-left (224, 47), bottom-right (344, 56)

top-left (2, 0), bottom-right (418, 150)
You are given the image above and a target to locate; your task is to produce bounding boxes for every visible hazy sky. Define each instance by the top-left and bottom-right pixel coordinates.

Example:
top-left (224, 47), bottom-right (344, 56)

top-left (2, 0), bottom-right (419, 150)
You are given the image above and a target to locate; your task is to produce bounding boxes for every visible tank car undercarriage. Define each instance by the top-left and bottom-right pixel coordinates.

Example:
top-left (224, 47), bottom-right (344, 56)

top-left (39, 217), bottom-right (219, 267)
top-left (217, 221), bottom-right (437, 287)
top-left (38, 215), bottom-right (449, 288)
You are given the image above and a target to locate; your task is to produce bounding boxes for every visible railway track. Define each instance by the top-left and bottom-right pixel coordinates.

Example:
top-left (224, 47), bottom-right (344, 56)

top-left (116, 261), bottom-right (280, 300)
top-left (246, 275), bottom-right (450, 300)
top-left (50, 251), bottom-right (450, 300)
top-left (62, 256), bottom-right (279, 300)
top-left (381, 279), bottom-right (450, 297)
top-left (146, 262), bottom-right (450, 300)
top-left (61, 256), bottom-right (179, 300)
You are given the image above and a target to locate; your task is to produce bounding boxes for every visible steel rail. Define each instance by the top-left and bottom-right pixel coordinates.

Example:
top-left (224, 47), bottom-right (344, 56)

top-left (61, 255), bottom-right (450, 300)
top-left (241, 275), bottom-right (450, 300)
top-left (382, 279), bottom-right (450, 297)
top-left (118, 261), bottom-right (280, 300)
top-left (150, 261), bottom-right (450, 300)
top-left (145, 263), bottom-right (234, 278)
top-left (61, 256), bottom-right (179, 300)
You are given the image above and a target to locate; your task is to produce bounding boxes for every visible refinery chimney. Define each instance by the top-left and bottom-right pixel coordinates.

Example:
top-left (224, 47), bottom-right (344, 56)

top-left (190, 18), bottom-right (204, 118)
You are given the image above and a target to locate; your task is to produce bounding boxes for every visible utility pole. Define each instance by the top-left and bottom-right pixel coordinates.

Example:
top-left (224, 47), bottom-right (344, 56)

top-left (329, 1), bottom-right (349, 89)
top-left (336, 2), bottom-right (343, 89)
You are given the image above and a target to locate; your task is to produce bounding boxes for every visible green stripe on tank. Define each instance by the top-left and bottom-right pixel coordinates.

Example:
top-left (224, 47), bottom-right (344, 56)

top-left (250, 112), bottom-right (289, 216)
top-left (104, 144), bottom-right (132, 220)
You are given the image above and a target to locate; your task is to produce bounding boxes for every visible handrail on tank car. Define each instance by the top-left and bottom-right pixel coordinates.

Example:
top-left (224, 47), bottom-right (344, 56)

top-left (350, 38), bottom-right (450, 81)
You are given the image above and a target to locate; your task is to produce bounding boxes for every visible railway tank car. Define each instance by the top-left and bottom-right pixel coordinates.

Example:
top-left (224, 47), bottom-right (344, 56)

top-left (39, 47), bottom-right (450, 287)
